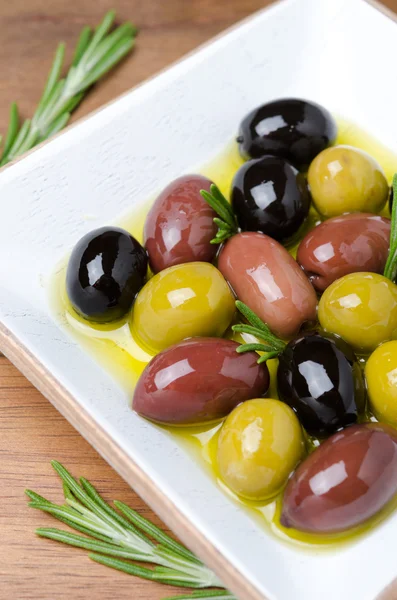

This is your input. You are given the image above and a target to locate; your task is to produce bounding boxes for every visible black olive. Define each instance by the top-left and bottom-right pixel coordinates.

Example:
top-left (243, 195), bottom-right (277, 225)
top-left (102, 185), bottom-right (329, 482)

top-left (237, 98), bottom-right (337, 169)
top-left (277, 332), bottom-right (364, 437)
top-left (66, 226), bottom-right (148, 323)
top-left (231, 156), bottom-right (311, 241)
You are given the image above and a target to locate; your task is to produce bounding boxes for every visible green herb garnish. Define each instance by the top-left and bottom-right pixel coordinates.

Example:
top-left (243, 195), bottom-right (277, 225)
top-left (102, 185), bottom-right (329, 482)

top-left (0, 11), bottom-right (136, 166)
top-left (233, 301), bottom-right (286, 363)
top-left (200, 185), bottom-right (238, 244)
top-left (384, 173), bottom-right (397, 281)
top-left (26, 461), bottom-right (236, 599)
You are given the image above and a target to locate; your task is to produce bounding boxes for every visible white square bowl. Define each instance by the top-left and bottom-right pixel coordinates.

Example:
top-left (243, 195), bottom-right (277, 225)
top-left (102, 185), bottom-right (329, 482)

top-left (1, 1), bottom-right (397, 599)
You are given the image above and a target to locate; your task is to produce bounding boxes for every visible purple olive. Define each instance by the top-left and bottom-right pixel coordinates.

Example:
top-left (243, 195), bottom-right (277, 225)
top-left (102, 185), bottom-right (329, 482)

top-left (297, 213), bottom-right (391, 292)
top-left (281, 423), bottom-right (397, 533)
top-left (144, 175), bottom-right (217, 273)
top-left (132, 337), bottom-right (269, 425)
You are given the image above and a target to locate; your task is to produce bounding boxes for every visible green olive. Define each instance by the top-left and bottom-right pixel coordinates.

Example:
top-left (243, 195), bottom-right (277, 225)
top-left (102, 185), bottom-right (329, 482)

top-left (130, 262), bottom-right (235, 352)
top-left (366, 341), bottom-right (397, 425)
top-left (217, 398), bottom-right (305, 500)
top-left (318, 272), bottom-right (397, 353)
top-left (308, 145), bottom-right (388, 217)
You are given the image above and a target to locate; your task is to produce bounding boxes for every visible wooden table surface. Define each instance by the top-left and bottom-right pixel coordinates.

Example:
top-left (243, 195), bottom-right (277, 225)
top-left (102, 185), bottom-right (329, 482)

top-left (1, 0), bottom-right (397, 599)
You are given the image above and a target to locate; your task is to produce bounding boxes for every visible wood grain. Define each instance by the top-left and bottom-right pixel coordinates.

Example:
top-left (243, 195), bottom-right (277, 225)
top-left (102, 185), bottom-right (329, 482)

top-left (1, 1), bottom-right (397, 599)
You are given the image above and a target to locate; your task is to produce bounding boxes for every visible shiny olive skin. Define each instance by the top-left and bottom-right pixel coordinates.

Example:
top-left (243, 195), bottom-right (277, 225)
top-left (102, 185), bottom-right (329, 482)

top-left (217, 399), bottom-right (305, 500)
top-left (237, 98), bottom-right (337, 169)
top-left (277, 333), bottom-right (363, 436)
top-left (297, 213), bottom-right (391, 292)
top-left (218, 232), bottom-right (317, 339)
top-left (281, 423), bottom-right (397, 533)
top-left (318, 272), bottom-right (397, 353)
top-left (231, 156), bottom-right (311, 242)
top-left (144, 175), bottom-right (217, 273)
top-left (66, 227), bottom-right (148, 323)
top-left (130, 262), bottom-right (235, 352)
top-left (308, 145), bottom-right (389, 217)
top-left (133, 338), bottom-right (269, 425)
top-left (366, 341), bottom-right (397, 426)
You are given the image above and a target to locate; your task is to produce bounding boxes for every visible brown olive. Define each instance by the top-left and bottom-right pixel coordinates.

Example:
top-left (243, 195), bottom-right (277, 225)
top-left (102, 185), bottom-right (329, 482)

top-left (132, 338), bottom-right (269, 425)
top-left (297, 213), bottom-right (391, 292)
top-left (218, 231), bottom-right (317, 338)
top-left (144, 175), bottom-right (217, 273)
top-left (281, 423), bottom-right (397, 533)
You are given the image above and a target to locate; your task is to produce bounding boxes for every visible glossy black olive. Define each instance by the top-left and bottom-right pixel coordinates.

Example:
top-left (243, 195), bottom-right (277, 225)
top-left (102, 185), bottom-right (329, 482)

top-left (277, 332), bottom-right (364, 437)
top-left (66, 226), bottom-right (148, 323)
top-left (231, 156), bottom-right (311, 241)
top-left (237, 98), bottom-right (337, 169)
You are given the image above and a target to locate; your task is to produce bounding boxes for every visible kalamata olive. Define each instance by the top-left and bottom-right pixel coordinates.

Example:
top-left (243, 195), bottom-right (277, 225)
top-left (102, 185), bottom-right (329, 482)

top-left (308, 145), bottom-right (389, 217)
top-left (318, 272), bottom-right (397, 353)
top-left (297, 213), bottom-right (391, 292)
top-left (66, 226), bottom-right (148, 323)
top-left (237, 98), bottom-right (337, 169)
top-left (231, 156), bottom-right (311, 242)
top-left (366, 341), bottom-right (397, 425)
top-left (281, 423), bottom-right (397, 533)
top-left (217, 399), bottom-right (305, 500)
top-left (130, 262), bottom-right (235, 352)
top-left (133, 338), bottom-right (269, 425)
top-left (218, 232), bottom-right (317, 339)
top-left (144, 175), bottom-right (217, 273)
top-left (277, 333), bottom-right (363, 436)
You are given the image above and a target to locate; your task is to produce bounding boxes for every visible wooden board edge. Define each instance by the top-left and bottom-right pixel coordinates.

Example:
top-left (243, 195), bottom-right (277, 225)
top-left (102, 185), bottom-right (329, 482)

top-left (0, 320), bottom-right (266, 600)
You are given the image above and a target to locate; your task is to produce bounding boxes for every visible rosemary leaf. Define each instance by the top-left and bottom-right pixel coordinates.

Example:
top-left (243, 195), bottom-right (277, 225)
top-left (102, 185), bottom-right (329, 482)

top-left (235, 343), bottom-right (273, 354)
top-left (89, 554), bottom-right (202, 588)
top-left (36, 528), bottom-right (150, 561)
top-left (258, 351), bottom-right (280, 363)
top-left (35, 44), bottom-right (66, 116)
top-left (25, 489), bottom-right (54, 506)
top-left (235, 301), bottom-right (271, 332)
top-left (72, 26), bottom-right (92, 67)
top-left (1, 103), bottom-right (19, 159)
top-left (232, 324), bottom-right (272, 340)
top-left (114, 500), bottom-right (198, 563)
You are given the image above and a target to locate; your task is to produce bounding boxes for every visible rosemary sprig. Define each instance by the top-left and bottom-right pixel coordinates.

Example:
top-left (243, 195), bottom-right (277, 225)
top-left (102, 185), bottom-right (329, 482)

top-left (384, 173), bottom-right (397, 281)
top-left (26, 461), bottom-right (232, 597)
top-left (164, 592), bottom-right (237, 600)
top-left (200, 185), bottom-right (238, 244)
top-left (232, 301), bottom-right (286, 364)
top-left (0, 11), bottom-right (137, 166)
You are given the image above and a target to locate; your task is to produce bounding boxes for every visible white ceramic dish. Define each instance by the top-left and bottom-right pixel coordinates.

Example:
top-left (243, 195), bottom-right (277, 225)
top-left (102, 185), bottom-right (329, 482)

top-left (1, 0), bottom-right (397, 598)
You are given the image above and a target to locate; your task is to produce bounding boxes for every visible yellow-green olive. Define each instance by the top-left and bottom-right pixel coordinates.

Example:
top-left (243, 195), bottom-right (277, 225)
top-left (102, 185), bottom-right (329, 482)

top-left (308, 145), bottom-right (389, 217)
top-left (217, 398), bottom-right (305, 500)
top-left (366, 341), bottom-right (397, 425)
top-left (318, 273), bottom-right (397, 353)
top-left (130, 262), bottom-right (235, 352)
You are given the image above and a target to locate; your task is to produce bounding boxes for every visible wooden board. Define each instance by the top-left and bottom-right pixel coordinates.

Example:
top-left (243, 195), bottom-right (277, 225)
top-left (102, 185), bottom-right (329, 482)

top-left (1, 1), bottom-right (397, 599)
